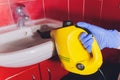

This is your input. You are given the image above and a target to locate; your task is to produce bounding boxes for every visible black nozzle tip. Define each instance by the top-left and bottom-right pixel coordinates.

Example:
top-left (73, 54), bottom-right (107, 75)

top-left (63, 20), bottom-right (73, 27)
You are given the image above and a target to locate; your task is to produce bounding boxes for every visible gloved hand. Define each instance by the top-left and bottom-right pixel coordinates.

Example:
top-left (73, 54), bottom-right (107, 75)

top-left (77, 22), bottom-right (120, 52)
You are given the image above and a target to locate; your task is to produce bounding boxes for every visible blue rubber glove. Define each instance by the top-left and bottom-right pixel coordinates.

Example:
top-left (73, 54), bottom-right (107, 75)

top-left (77, 22), bottom-right (120, 52)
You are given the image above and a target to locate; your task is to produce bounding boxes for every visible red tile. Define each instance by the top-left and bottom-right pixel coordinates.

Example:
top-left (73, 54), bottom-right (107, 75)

top-left (44, 0), bottom-right (68, 21)
top-left (10, 0), bottom-right (29, 3)
top-left (10, 0), bottom-right (38, 4)
top-left (69, 0), bottom-right (84, 23)
top-left (24, 0), bottom-right (44, 19)
top-left (84, 0), bottom-right (102, 25)
top-left (0, 0), bottom-right (8, 3)
top-left (0, 4), bottom-right (13, 27)
top-left (101, 0), bottom-right (120, 21)
top-left (100, 0), bottom-right (120, 30)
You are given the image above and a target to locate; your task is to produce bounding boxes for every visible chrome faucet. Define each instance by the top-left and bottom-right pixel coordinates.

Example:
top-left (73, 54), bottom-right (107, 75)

top-left (15, 5), bottom-right (29, 27)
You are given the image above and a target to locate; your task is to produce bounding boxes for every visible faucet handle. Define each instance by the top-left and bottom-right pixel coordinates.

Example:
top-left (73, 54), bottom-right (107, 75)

top-left (24, 15), bottom-right (29, 20)
top-left (16, 4), bottom-right (26, 16)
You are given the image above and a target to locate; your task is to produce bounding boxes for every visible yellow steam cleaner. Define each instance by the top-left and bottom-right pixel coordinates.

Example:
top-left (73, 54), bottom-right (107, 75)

top-left (39, 21), bottom-right (103, 75)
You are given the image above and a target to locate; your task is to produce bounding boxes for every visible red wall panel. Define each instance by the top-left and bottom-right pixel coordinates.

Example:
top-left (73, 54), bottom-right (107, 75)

top-left (44, 0), bottom-right (68, 21)
top-left (0, 0), bottom-right (8, 3)
top-left (69, 0), bottom-right (84, 23)
top-left (84, 0), bottom-right (102, 25)
top-left (0, 3), bottom-right (13, 27)
top-left (100, 0), bottom-right (120, 30)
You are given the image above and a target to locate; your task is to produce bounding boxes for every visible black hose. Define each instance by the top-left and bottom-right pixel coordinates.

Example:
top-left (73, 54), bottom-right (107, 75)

top-left (99, 69), bottom-right (107, 80)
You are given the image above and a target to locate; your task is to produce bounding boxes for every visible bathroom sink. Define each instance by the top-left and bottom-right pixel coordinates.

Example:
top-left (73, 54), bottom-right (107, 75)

top-left (0, 18), bottom-right (62, 67)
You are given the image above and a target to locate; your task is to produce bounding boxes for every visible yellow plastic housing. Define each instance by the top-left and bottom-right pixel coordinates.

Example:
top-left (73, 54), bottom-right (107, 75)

top-left (50, 25), bottom-right (103, 75)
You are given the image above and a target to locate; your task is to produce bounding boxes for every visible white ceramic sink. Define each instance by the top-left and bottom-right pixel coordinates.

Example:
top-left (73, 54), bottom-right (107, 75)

top-left (0, 18), bottom-right (62, 67)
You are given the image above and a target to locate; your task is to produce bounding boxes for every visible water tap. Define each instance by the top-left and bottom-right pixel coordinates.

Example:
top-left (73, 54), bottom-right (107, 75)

top-left (15, 5), bottom-right (29, 27)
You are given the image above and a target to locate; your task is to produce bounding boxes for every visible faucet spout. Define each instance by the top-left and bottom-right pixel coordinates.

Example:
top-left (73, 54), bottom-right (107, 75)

top-left (15, 4), bottom-right (29, 28)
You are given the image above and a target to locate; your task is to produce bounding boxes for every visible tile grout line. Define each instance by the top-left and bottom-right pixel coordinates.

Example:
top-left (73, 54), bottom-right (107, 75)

top-left (67, 0), bottom-right (70, 20)
top-left (82, 0), bottom-right (85, 20)
top-left (42, 0), bottom-right (46, 18)
top-left (7, 0), bottom-right (14, 24)
top-left (99, 0), bottom-right (103, 24)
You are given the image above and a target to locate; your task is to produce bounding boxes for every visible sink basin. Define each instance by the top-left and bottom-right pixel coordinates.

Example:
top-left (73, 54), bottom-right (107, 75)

top-left (0, 18), bottom-right (62, 67)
